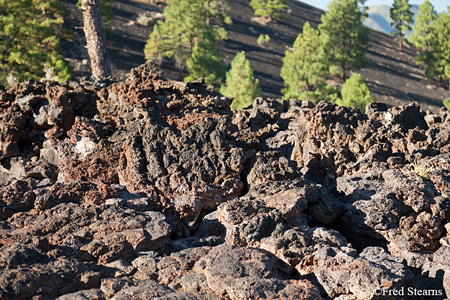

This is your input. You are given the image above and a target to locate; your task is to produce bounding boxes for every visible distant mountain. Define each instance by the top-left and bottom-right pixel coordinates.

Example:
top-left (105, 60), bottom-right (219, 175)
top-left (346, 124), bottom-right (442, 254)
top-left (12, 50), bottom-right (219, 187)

top-left (363, 4), bottom-right (419, 38)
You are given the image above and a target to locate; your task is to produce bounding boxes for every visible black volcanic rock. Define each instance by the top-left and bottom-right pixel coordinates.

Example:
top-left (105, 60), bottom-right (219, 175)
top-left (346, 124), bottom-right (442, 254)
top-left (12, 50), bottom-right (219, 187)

top-left (0, 65), bottom-right (448, 299)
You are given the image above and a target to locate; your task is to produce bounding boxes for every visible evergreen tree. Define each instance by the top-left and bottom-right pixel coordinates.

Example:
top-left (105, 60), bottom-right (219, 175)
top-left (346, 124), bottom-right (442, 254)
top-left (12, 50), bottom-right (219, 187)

top-left (205, 0), bottom-right (232, 26)
top-left (220, 51), bottom-right (261, 110)
top-left (428, 8), bottom-right (450, 89)
top-left (0, 0), bottom-right (72, 86)
top-left (409, 1), bottom-right (438, 79)
top-left (281, 22), bottom-right (331, 104)
top-left (257, 34), bottom-right (271, 46)
top-left (390, 0), bottom-right (414, 51)
top-left (144, 0), bottom-right (229, 71)
top-left (250, 0), bottom-right (289, 22)
top-left (409, 1), bottom-right (437, 51)
top-left (335, 73), bottom-right (374, 113)
top-left (184, 30), bottom-right (226, 86)
top-left (319, 0), bottom-right (369, 79)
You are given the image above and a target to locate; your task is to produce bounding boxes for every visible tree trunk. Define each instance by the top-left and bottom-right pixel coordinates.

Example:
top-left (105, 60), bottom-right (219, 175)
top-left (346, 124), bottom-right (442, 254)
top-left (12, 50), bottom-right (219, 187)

top-left (81, 0), bottom-right (112, 79)
top-left (399, 34), bottom-right (403, 51)
top-left (342, 63), bottom-right (347, 80)
top-left (205, 0), bottom-right (210, 25)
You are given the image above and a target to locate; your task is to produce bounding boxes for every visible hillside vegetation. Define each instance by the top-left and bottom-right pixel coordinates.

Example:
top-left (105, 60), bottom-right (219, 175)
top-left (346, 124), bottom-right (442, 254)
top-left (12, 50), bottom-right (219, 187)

top-left (56, 0), bottom-right (450, 113)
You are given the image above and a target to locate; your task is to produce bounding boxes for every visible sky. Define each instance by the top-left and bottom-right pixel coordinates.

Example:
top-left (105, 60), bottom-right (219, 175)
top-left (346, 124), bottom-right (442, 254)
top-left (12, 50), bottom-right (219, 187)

top-left (299, 0), bottom-right (449, 13)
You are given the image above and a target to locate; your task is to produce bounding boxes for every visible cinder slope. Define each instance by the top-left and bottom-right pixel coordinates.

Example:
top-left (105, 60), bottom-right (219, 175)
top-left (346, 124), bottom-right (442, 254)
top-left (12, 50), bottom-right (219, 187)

top-left (61, 0), bottom-right (450, 112)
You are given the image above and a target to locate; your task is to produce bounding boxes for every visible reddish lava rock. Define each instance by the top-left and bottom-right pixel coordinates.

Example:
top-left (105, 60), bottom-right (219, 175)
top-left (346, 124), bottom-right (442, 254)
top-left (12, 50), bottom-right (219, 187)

top-left (0, 64), bottom-right (448, 299)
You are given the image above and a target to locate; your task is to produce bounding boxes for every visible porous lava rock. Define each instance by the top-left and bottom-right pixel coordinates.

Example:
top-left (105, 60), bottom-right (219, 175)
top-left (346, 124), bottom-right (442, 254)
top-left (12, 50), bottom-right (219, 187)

top-left (0, 80), bottom-right (98, 185)
top-left (58, 64), bottom-right (246, 227)
top-left (0, 63), bottom-right (449, 299)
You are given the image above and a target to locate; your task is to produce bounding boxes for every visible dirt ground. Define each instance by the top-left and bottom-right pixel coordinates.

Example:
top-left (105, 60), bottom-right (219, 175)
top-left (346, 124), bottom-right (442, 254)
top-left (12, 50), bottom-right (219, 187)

top-left (60, 0), bottom-right (450, 113)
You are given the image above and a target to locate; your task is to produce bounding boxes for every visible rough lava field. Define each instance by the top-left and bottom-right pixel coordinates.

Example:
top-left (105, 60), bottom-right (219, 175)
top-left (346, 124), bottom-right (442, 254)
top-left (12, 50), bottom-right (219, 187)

top-left (0, 64), bottom-right (449, 299)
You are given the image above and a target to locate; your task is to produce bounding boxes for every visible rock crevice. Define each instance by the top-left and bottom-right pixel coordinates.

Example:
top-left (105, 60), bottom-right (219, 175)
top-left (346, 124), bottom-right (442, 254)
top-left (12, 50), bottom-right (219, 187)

top-left (0, 64), bottom-right (449, 299)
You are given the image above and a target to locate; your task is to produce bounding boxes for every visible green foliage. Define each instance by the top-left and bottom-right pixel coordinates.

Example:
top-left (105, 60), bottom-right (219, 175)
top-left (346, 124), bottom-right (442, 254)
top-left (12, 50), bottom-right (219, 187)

top-left (205, 0), bottom-right (232, 26)
top-left (411, 159), bottom-right (430, 180)
top-left (336, 73), bottom-right (374, 113)
top-left (184, 30), bottom-right (226, 86)
top-left (145, 23), bottom-right (165, 64)
top-left (280, 22), bottom-right (332, 104)
top-left (257, 34), bottom-right (271, 46)
top-left (145, 0), bottom-right (229, 70)
top-left (250, 0), bottom-right (289, 22)
top-left (220, 51), bottom-right (261, 110)
top-left (443, 98), bottom-right (450, 110)
top-left (409, 1), bottom-right (437, 50)
top-left (428, 8), bottom-right (450, 88)
top-left (0, 0), bottom-right (72, 86)
top-left (390, 0), bottom-right (414, 50)
top-left (319, 0), bottom-right (369, 79)
top-left (409, 1), bottom-right (438, 79)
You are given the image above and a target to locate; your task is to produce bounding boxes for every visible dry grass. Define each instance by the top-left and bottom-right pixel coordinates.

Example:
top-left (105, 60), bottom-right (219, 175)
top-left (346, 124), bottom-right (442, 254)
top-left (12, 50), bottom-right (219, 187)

top-left (411, 159), bottom-right (430, 180)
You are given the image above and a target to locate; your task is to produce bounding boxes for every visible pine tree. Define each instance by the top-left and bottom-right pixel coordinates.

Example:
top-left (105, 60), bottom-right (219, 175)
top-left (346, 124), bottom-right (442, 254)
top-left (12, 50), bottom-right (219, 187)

top-left (250, 0), bottom-right (289, 22)
top-left (205, 0), bottom-right (232, 26)
top-left (144, 0), bottom-right (229, 71)
top-left (428, 8), bottom-right (450, 89)
top-left (319, 0), bottom-right (369, 79)
top-left (409, 1), bottom-right (438, 79)
top-left (220, 51), bottom-right (261, 110)
top-left (184, 30), bottom-right (226, 86)
top-left (281, 22), bottom-right (331, 104)
top-left (390, 0), bottom-right (414, 51)
top-left (335, 73), bottom-right (374, 113)
top-left (409, 1), bottom-right (437, 51)
top-left (0, 0), bottom-right (72, 86)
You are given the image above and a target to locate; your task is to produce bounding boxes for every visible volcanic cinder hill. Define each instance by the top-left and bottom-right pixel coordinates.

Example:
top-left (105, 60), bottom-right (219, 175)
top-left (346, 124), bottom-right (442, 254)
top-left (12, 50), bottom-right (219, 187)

top-left (60, 0), bottom-right (450, 113)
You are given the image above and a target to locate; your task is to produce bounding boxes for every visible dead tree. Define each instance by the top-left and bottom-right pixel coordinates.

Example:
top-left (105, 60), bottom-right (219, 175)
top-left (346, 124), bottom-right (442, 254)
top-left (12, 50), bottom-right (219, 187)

top-left (81, 0), bottom-right (112, 79)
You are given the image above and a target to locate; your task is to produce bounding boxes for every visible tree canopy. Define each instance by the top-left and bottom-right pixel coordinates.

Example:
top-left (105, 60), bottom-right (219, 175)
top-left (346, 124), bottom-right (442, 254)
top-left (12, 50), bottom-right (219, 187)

top-left (250, 0), bottom-right (289, 22)
top-left (220, 51), bottom-right (261, 110)
top-left (144, 0), bottom-right (229, 71)
top-left (184, 30), bottom-right (226, 86)
top-left (390, 0), bottom-right (414, 51)
top-left (281, 22), bottom-right (331, 103)
top-left (428, 8), bottom-right (450, 88)
top-left (318, 0), bottom-right (369, 79)
top-left (0, 0), bottom-right (72, 86)
top-left (409, 0), bottom-right (437, 51)
top-left (336, 73), bottom-right (374, 113)
top-left (409, 1), bottom-right (438, 79)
